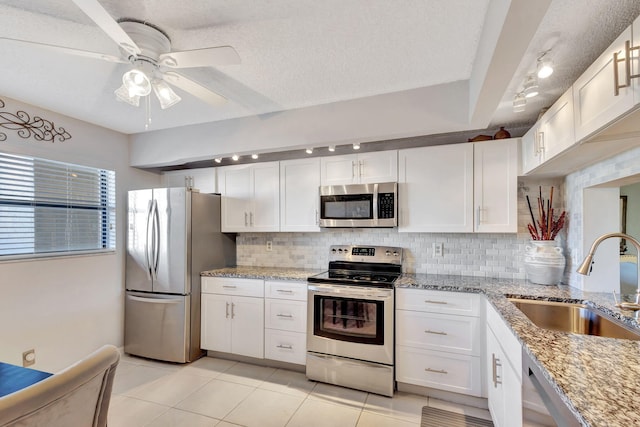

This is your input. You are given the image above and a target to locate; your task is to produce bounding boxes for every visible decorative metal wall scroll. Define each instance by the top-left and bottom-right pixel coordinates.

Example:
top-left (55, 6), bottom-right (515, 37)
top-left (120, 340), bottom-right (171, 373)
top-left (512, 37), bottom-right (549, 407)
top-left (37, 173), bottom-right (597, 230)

top-left (0, 98), bottom-right (71, 142)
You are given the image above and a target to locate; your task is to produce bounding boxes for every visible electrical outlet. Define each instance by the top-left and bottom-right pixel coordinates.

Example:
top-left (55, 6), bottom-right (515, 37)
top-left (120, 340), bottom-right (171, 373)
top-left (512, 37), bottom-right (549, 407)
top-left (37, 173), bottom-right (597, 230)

top-left (266, 241), bottom-right (273, 252)
top-left (22, 349), bottom-right (35, 367)
top-left (432, 243), bottom-right (444, 257)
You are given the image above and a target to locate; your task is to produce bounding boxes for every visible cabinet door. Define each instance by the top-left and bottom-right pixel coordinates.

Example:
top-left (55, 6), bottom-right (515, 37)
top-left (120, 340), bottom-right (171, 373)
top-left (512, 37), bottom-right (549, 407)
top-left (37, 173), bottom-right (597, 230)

top-left (219, 165), bottom-right (252, 232)
top-left (320, 154), bottom-right (359, 185)
top-left (201, 294), bottom-right (232, 352)
top-left (540, 88), bottom-right (576, 160)
top-left (486, 326), bottom-right (522, 427)
top-left (164, 169), bottom-right (216, 193)
top-left (573, 26), bottom-right (635, 142)
top-left (398, 144), bottom-right (473, 232)
top-left (251, 162), bottom-right (280, 231)
top-left (231, 296), bottom-right (264, 358)
top-left (521, 124), bottom-right (543, 175)
top-left (473, 139), bottom-right (518, 233)
top-left (357, 151), bottom-right (398, 183)
top-left (280, 158), bottom-right (320, 232)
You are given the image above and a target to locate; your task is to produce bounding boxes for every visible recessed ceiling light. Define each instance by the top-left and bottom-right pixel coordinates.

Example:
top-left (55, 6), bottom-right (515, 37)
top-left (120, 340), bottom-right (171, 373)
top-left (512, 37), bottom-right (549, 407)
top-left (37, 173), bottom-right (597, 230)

top-left (251, 154), bottom-right (259, 159)
top-left (214, 158), bottom-right (222, 163)
top-left (232, 154), bottom-right (239, 161)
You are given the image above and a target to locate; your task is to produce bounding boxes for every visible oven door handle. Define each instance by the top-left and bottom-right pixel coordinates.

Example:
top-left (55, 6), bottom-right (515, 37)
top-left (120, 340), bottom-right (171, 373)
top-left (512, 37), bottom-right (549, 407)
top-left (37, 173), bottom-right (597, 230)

top-left (307, 284), bottom-right (392, 300)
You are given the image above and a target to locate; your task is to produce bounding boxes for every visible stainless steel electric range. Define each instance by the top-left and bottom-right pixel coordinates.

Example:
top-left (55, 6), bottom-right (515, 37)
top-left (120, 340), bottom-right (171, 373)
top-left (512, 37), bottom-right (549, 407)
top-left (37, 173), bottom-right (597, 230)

top-left (306, 245), bottom-right (402, 397)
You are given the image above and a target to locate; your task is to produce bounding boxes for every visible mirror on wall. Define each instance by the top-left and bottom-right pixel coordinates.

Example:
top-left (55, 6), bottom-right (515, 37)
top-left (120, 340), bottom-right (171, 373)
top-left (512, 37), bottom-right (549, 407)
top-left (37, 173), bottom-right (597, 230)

top-left (620, 182), bottom-right (640, 294)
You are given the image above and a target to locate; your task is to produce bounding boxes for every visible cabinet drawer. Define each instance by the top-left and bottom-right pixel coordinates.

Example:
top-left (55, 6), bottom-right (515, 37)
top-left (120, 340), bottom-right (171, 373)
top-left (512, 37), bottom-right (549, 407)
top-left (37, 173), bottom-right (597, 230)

top-left (265, 299), bottom-right (306, 332)
top-left (265, 281), bottom-right (307, 301)
top-left (396, 288), bottom-right (481, 316)
top-left (264, 329), bottom-right (306, 365)
top-left (396, 310), bottom-right (481, 356)
top-left (396, 346), bottom-right (482, 397)
top-left (201, 277), bottom-right (264, 298)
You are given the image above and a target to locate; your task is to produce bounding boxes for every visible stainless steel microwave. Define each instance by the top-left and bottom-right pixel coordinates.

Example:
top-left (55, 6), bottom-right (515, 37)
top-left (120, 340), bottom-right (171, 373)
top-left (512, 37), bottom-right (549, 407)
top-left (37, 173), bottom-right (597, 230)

top-left (319, 182), bottom-right (397, 227)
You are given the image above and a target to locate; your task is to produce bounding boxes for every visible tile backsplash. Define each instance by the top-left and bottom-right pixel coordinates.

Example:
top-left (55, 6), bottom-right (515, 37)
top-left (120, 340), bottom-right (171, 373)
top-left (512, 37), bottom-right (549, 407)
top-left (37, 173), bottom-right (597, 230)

top-left (236, 177), bottom-right (563, 280)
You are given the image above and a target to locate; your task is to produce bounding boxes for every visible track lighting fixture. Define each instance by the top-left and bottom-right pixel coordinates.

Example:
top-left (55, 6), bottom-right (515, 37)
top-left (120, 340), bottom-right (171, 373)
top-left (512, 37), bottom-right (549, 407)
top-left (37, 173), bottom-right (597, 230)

top-left (328, 146), bottom-right (336, 152)
top-left (214, 158), bottom-right (222, 163)
top-left (232, 154), bottom-right (239, 161)
top-left (251, 154), bottom-right (259, 159)
top-left (306, 148), bottom-right (314, 154)
top-left (523, 74), bottom-right (539, 98)
top-left (353, 143), bottom-right (360, 150)
top-left (513, 92), bottom-right (526, 112)
top-left (536, 50), bottom-right (554, 79)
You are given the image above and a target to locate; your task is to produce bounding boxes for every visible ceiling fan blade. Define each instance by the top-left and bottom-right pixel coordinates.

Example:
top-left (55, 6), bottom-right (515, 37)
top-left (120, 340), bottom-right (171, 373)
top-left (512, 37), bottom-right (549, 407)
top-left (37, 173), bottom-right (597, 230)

top-left (163, 71), bottom-right (226, 106)
top-left (159, 46), bottom-right (240, 69)
top-left (0, 37), bottom-right (126, 63)
top-left (70, 0), bottom-right (140, 57)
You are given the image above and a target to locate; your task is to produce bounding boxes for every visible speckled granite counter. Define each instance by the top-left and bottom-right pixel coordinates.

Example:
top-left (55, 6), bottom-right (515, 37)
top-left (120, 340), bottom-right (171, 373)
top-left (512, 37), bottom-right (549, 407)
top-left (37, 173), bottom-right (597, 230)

top-left (200, 267), bottom-right (640, 427)
top-left (398, 273), bottom-right (640, 427)
top-left (201, 266), bottom-right (323, 282)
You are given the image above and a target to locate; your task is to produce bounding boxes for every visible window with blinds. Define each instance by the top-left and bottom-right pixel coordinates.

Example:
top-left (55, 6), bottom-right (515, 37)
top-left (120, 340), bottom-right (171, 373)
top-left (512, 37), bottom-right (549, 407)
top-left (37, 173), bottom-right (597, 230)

top-left (0, 152), bottom-right (116, 259)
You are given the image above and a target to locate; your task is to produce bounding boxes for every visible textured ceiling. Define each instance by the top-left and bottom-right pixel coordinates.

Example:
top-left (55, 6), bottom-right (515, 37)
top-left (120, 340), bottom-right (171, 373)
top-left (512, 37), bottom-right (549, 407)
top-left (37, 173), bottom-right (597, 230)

top-left (0, 0), bottom-right (639, 141)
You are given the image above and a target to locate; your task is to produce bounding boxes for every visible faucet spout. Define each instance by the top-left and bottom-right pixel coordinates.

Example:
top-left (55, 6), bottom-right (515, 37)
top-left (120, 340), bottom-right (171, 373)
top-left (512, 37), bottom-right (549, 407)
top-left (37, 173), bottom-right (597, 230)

top-left (577, 232), bottom-right (640, 305)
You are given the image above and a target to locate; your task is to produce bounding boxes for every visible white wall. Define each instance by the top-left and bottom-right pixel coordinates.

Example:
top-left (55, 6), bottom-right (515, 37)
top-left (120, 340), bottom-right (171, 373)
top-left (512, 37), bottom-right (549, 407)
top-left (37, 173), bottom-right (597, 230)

top-left (0, 97), bottom-right (160, 372)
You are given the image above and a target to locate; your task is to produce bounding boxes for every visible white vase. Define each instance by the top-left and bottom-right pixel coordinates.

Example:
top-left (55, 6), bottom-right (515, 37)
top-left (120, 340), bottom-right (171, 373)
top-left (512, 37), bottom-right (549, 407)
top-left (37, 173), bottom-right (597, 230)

top-left (524, 240), bottom-right (566, 285)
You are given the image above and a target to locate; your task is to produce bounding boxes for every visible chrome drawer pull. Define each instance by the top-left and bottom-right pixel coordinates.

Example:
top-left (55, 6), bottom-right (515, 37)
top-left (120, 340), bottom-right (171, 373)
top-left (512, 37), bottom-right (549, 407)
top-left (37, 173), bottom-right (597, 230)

top-left (277, 344), bottom-right (293, 350)
top-left (492, 353), bottom-right (502, 387)
top-left (425, 368), bottom-right (448, 375)
top-left (276, 313), bottom-right (294, 318)
top-left (424, 300), bottom-right (448, 305)
top-left (276, 289), bottom-right (294, 293)
top-left (424, 329), bottom-right (447, 335)
top-left (222, 285), bottom-right (237, 289)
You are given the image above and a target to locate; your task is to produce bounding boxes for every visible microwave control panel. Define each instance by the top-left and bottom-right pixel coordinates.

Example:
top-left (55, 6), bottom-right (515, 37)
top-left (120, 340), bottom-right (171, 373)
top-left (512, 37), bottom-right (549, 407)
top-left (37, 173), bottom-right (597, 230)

top-left (378, 193), bottom-right (395, 218)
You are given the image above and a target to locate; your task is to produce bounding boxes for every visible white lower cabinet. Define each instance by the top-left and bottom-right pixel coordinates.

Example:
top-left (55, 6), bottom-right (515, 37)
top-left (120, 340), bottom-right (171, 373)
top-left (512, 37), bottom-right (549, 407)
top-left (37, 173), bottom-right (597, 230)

top-left (395, 289), bottom-right (484, 397)
top-left (201, 278), bottom-right (265, 359)
top-left (264, 281), bottom-right (307, 365)
top-left (486, 300), bottom-right (522, 427)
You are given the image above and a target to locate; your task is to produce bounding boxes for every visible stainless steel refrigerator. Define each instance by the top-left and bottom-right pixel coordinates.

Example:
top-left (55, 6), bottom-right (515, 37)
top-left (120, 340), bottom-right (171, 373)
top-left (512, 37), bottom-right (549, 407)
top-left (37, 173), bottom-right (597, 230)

top-left (124, 188), bottom-right (235, 363)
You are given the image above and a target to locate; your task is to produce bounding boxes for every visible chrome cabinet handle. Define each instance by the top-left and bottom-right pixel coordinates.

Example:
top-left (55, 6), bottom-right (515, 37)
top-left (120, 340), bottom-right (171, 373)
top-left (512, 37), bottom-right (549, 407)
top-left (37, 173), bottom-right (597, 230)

top-left (222, 285), bottom-right (237, 289)
top-left (244, 212), bottom-right (248, 226)
top-left (352, 160), bottom-right (357, 179)
top-left (425, 368), bottom-right (448, 375)
top-left (538, 131), bottom-right (545, 154)
top-left (424, 329), bottom-right (447, 336)
top-left (277, 313), bottom-right (294, 318)
top-left (492, 353), bottom-right (502, 387)
top-left (250, 212), bottom-right (254, 226)
top-left (424, 300), bottom-right (448, 305)
top-left (276, 289), bottom-right (294, 294)
top-left (276, 344), bottom-right (293, 350)
top-left (225, 302), bottom-right (229, 319)
top-left (315, 209), bottom-right (319, 225)
top-left (476, 205), bottom-right (481, 228)
top-left (359, 160), bottom-right (363, 178)
top-left (231, 302), bottom-right (235, 319)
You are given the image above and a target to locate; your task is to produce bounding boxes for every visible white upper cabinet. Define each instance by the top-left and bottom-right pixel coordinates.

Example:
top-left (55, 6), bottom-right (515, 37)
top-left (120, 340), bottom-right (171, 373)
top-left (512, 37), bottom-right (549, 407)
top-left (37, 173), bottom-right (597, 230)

top-left (473, 139), bottom-right (518, 233)
top-left (573, 25), bottom-right (635, 142)
top-left (320, 151), bottom-right (398, 185)
top-left (280, 158), bottom-right (321, 232)
top-left (398, 144), bottom-right (474, 233)
top-left (541, 88), bottom-right (576, 160)
top-left (218, 162), bottom-right (280, 232)
top-left (521, 123), bottom-right (543, 175)
top-left (162, 167), bottom-right (217, 193)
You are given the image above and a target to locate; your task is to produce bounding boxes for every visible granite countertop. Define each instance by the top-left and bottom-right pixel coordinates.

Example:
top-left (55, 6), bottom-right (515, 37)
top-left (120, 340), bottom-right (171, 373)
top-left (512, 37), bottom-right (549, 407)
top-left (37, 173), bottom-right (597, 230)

top-left (398, 273), bottom-right (640, 427)
top-left (200, 267), bottom-right (640, 427)
top-left (201, 266), bottom-right (324, 282)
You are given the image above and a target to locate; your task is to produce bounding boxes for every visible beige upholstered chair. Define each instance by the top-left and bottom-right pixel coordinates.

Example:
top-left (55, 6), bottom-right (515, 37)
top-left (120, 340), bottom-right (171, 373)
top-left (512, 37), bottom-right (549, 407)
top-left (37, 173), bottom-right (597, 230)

top-left (0, 345), bottom-right (120, 427)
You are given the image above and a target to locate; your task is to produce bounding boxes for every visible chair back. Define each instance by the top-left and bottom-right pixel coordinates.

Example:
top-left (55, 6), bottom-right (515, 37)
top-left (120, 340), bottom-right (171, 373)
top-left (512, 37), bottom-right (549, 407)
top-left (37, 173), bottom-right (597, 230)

top-left (0, 345), bottom-right (120, 427)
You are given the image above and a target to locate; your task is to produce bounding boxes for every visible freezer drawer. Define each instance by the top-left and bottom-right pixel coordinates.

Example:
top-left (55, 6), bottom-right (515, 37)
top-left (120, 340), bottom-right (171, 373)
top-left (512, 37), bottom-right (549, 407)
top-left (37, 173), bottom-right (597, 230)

top-left (124, 292), bottom-right (190, 363)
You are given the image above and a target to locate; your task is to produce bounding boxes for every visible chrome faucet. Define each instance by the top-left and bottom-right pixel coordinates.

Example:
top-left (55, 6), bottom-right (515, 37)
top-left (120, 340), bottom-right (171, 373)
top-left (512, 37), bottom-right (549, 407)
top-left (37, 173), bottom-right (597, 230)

top-left (577, 232), bottom-right (640, 307)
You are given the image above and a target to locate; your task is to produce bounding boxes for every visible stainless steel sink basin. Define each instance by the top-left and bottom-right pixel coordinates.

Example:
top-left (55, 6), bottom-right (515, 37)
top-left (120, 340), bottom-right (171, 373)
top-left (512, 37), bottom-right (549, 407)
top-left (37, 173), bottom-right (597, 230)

top-left (508, 298), bottom-right (640, 340)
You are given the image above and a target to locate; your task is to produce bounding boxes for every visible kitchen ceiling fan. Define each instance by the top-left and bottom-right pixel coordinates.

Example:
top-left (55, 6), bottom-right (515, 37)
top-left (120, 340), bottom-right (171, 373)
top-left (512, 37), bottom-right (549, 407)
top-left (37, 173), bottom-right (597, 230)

top-left (1, 0), bottom-right (240, 110)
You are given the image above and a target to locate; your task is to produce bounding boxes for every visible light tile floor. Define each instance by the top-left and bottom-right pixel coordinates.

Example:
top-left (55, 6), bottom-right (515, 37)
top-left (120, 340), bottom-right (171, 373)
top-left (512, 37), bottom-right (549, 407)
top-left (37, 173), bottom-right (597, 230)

top-left (108, 355), bottom-right (493, 427)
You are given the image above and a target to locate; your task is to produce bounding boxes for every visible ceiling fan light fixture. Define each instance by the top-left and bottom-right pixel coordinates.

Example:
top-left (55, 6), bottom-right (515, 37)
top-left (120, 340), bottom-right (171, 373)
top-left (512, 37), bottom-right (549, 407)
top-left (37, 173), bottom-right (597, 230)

top-left (114, 84), bottom-right (140, 106)
top-left (122, 68), bottom-right (152, 97)
top-left (152, 79), bottom-right (181, 109)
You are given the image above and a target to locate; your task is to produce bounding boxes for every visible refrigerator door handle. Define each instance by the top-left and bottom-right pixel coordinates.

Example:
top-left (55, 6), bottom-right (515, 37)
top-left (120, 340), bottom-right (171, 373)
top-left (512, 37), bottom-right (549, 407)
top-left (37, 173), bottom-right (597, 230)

top-left (152, 199), bottom-right (160, 281)
top-left (128, 295), bottom-right (183, 304)
top-left (144, 201), bottom-right (154, 281)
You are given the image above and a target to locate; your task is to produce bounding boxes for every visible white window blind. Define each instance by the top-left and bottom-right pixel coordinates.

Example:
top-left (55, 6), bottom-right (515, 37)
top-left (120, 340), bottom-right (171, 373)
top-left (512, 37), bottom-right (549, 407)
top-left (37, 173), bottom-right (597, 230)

top-left (0, 152), bottom-right (116, 258)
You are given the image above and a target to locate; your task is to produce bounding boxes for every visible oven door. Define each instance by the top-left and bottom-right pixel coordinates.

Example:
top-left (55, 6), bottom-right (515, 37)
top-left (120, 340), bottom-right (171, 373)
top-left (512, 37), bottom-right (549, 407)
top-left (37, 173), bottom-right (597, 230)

top-left (307, 283), bottom-right (394, 365)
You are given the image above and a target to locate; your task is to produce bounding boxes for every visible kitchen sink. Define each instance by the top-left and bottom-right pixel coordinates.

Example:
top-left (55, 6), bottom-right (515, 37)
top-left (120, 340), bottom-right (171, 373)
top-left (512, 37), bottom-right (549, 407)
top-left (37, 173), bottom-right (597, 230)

top-left (508, 298), bottom-right (640, 340)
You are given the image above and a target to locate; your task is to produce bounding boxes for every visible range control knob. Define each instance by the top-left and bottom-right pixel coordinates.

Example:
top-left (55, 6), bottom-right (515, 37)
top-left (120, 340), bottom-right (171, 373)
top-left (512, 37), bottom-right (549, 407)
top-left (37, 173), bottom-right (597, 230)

top-left (385, 250), bottom-right (391, 256)
top-left (393, 251), bottom-right (399, 257)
